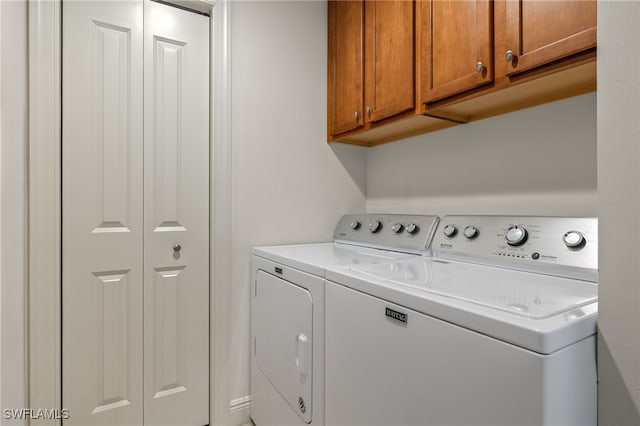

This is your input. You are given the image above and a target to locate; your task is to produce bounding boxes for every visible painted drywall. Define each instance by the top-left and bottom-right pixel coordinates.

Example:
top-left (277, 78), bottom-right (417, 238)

top-left (229, 0), bottom-right (366, 416)
top-left (597, 2), bottom-right (640, 424)
top-left (367, 92), bottom-right (597, 217)
top-left (0, 0), bottom-right (27, 423)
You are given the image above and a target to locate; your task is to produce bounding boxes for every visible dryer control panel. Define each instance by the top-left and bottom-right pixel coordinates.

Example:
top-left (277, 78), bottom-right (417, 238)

top-left (334, 214), bottom-right (439, 256)
top-left (433, 216), bottom-right (598, 282)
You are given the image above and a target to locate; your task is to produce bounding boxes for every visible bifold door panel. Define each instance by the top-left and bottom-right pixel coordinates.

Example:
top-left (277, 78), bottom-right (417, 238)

top-left (62, 2), bottom-right (144, 424)
top-left (142, 2), bottom-right (209, 425)
top-left (62, 1), bottom-right (209, 425)
top-left (254, 270), bottom-right (313, 423)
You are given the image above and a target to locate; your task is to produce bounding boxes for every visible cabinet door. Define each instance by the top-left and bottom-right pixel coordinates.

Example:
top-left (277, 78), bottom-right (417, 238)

top-left (500, 0), bottom-right (596, 76)
top-left (328, 0), bottom-right (364, 136)
top-left (364, 0), bottom-right (414, 122)
top-left (420, 0), bottom-right (492, 103)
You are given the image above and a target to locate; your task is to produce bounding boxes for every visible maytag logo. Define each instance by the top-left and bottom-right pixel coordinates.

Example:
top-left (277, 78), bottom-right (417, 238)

top-left (385, 307), bottom-right (407, 324)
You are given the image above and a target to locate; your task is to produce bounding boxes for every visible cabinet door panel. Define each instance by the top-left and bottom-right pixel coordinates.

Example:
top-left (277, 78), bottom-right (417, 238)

top-left (503, 0), bottom-right (596, 76)
top-left (328, 0), bottom-right (364, 136)
top-left (420, 0), bottom-right (492, 103)
top-left (364, 0), bottom-right (414, 122)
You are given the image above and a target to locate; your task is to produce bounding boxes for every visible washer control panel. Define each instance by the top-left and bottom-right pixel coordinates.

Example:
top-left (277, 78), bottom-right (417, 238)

top-left (334, 214), bottom-right (440, 255)
top-left (433, 216), bottom-right (598, 281)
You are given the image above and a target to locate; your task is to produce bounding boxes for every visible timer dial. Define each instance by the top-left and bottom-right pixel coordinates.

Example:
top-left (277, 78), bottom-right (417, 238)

top-left (463, 226), bottom-right (478, 239)
top-left (505, 225), bottom-right (528, 246)
top-left (392, 223), bottom-right (404, 234)
top-left (563, 231), bottom-right (585, 248)
top-left (405, 223), bottom-right (419, 234)
top-left (368, 220), bottom-right (382, 233)
top-left (350, 221), bottom-right (361, 230)
top-left (443, 224), bottom-right (457, 237)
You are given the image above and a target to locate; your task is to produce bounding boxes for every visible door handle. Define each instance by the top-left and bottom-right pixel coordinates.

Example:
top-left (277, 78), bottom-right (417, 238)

top-left (173, 243), bottom-right (182, 259)
top-left (295, 333), bottom-right (309, 379)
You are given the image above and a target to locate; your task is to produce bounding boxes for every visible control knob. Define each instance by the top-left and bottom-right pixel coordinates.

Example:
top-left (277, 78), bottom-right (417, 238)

top-left (505, 225), bottom-right (528, 246)
top-left (392, 223), bottom-right (404, 234)
top-left (405, 223), bottom-right (419, 235)
top-left (463, 225), bottom-right (479, 239)
top-left (368, 220), bottom-right (382, 233)
top-left (350, 220), bottom-right (361, 230)
top-left (443, 224), bottom-right (457, 237)
top-left (563, 231), bottom-right (585, 248)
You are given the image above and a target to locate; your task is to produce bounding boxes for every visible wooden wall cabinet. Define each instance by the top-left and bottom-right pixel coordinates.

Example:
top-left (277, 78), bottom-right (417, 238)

top-left (328, 0), bottom-right (414, 137)
top-left (423, 0), bottom-right (597, 123)
top-left (328, 0), bottom-right (597, 146)
top-left (328, 1), bottom-right (454, 145)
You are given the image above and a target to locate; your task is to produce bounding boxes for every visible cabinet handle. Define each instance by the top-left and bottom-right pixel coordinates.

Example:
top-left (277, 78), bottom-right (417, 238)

top-left (505, 49), bottom-right (514, 63)
top-left (366, 106), bottom-right (371, 118)
top-left (354, 111), bottom-right (360, 121)
top-left (476, 61), bottom-right (485, 73)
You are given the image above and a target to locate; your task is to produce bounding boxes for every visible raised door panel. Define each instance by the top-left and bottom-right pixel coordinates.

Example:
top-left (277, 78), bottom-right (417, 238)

top-left (420, 0), bottom-right (492, 104)
top-left (364, 0), bottom-right (415, 122)
top-left (501, 0), bottom-right (596, 76)
top-left (328, 0), bottom-right (364, 136)
top-left (143, 2), bottom-right (209, 425)
top-left (62, 1), bottom-right (143, 425)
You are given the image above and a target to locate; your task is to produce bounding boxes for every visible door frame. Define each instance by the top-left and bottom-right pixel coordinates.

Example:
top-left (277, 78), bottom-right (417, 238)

top-left (27, 1), bottom-right (232, 424)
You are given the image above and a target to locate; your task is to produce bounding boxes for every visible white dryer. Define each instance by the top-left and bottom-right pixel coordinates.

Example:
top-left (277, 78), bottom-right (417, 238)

top-left (250, 214), bottom-right (440, 426)
top-left (324, 215), bottom-right (598, 426)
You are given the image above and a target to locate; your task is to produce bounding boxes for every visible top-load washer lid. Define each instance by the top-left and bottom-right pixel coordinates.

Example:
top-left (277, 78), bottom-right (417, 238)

top-left (326, 257), bottom-right (598, 355)
top-left (353, 259), bottom-right (597, 319)
top-left (252, 214), bottom-right (440, 277)
top-left (252, 243), bottom-right (413, 277)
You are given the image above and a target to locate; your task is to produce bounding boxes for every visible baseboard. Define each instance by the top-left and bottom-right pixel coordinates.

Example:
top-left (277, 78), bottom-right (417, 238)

top-left (229, 396), bottom-right (251, 426)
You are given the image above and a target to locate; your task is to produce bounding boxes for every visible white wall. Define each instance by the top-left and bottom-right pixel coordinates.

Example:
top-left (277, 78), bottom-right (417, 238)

top-left (367, 93), bottom-right (597, 218)
top-left (597, 2), bottom-right (640, 424)
top-left (229, 0), bottom-right (366, 419)
top-left (0, 0), bottom-right (27, 422)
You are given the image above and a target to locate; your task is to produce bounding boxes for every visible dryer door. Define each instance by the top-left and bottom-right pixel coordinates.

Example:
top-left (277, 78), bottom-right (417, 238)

top-left (254, 270), bottom-right (313, 423)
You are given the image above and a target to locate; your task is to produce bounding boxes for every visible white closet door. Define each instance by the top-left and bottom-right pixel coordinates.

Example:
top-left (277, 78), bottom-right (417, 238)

top-left (142, 2), bottom-right (210, 425)
top-left (62, 1), bottom-right (144, 425)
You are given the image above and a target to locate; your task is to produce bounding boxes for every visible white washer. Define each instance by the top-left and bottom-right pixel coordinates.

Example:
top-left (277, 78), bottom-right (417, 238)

top-left (324, 215), bottom-right (598, 426)
top-left (250, 214), bottom-right (440, 426)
